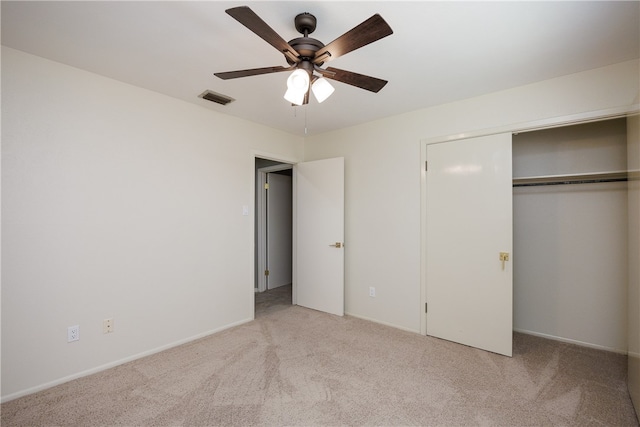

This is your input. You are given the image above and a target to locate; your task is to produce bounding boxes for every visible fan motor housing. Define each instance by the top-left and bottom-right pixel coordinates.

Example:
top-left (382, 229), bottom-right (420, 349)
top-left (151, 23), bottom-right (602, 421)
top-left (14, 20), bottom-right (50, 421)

top-left (286, 37), bottom-right (325, 63)
top-left (286, 12), bottom-right (325, 64)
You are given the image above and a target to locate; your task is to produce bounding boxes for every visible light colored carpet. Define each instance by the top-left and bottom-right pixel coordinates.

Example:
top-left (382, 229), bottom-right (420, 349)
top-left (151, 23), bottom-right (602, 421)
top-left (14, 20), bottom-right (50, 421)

top-left (2, 286), bottom-right (638, 426)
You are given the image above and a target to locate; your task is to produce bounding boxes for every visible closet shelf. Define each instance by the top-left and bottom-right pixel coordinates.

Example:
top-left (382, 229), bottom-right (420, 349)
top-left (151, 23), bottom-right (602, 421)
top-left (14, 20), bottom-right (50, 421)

top-left (513, 171), bottom-right (628, 187)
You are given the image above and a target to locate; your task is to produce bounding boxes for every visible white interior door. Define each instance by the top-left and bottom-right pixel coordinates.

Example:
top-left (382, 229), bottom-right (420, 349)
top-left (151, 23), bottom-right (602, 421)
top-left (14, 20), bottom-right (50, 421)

top-left (295, 157), bottom-right (344, 316)
top-left (266, 172), bottom-right (292, 289)
top-left (426, 133), bottom-right (513, 356)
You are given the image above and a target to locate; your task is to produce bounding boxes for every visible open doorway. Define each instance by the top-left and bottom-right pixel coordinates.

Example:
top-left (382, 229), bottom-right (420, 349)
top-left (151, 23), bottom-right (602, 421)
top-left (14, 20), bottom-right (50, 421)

top-left (255, 158), bottom-right (293, 317)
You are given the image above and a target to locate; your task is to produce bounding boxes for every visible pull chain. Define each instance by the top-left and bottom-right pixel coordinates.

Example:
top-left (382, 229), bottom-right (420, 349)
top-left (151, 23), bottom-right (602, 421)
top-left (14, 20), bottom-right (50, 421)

top-left (291, 104), bottom-right (309, 134)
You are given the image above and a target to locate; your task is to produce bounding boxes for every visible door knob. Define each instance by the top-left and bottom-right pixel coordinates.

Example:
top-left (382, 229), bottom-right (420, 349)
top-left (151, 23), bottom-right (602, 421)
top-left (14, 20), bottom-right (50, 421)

top-left (329, 242), bottom-right (343, 248)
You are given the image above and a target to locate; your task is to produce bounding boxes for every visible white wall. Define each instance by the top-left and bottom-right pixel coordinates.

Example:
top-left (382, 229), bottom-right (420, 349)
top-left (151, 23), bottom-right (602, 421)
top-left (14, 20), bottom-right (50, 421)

top-left (1, 47), bottom-right (304, 401)
top-left (512, 120), bottom-right (628, 352)
top-left (304, 59), bottom-right (639, 334)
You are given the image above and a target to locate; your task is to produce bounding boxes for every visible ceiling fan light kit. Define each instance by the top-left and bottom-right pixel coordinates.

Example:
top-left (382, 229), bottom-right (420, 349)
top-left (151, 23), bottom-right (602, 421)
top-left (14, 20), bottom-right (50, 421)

top-left (214, 6), bottom-right (393, 106)
top-left (284, 70), bottom-right (334, 106)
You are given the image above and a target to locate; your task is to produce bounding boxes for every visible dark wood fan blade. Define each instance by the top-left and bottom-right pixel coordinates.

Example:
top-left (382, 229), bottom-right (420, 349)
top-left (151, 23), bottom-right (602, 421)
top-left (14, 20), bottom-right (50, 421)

top-left (324, 67), bottom-right (388, 93)
top-left (226, 6), bottom-right (299, 63)
top-left (214, 66), bottom-right (290, 80)
top-left (313, 14), bottom-right (393, 64)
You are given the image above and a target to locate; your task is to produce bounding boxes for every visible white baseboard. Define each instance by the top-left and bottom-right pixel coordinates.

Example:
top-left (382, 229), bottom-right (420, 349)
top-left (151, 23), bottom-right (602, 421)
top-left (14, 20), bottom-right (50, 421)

top-left (345, 311), bottom-right (420, 334)
top-left (513, 328), bottom-right (627, 355)
top-left (1, 317), bottom-right (254, 403)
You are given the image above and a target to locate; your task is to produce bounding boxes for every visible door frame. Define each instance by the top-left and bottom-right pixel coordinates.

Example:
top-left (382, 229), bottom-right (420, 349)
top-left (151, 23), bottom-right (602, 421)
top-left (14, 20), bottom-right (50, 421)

top-left (419, 105), bottom-right (639, 335)
top-left (257, 163), bottom-right (293, 293)
top-left (252, 151), bottom-right (298, 318)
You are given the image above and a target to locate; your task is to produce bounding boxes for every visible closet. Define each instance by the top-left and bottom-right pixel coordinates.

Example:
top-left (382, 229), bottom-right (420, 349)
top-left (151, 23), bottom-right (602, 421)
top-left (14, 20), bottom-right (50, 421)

top-left (512, 118), bottom-right (629, 353)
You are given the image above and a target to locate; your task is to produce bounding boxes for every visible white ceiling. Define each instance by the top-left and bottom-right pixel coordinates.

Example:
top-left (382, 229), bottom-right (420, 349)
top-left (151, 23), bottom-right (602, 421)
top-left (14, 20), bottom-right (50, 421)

top-left (2, 1), bottom-right (639, 136)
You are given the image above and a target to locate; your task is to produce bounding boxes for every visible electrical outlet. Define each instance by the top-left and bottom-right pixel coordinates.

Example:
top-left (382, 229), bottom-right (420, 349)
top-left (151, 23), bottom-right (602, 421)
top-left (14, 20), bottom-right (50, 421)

top-left (103, 318), bottom-right (114, 334)
top-left (369, 287), bottom-right (376, 297)
top-left (67, 325), bottom-right (79, 342)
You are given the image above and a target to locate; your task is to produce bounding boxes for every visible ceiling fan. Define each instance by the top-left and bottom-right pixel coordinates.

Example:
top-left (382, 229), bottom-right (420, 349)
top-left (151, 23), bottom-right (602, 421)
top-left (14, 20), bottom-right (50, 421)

top-left (214, 6), bottom-right (393, 105)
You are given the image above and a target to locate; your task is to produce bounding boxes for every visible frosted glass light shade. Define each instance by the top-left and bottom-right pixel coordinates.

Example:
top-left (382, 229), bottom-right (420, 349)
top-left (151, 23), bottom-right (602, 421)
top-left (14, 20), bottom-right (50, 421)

top-left (284, 87), bottom-right (305, 105)
top-left (311, 77), bottom-right (335, 103)
top-left (287, 69), bottom-right (309, 91)
top-left (284, 69), bottom-right (310, 106)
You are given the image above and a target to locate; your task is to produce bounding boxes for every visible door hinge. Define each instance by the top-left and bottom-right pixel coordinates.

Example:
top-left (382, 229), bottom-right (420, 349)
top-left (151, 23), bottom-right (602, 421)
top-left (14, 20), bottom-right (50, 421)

top-left (264, 183), bottom-right (269, 190)
top-left (264, 269), bottom-right (269, 276)
top-left (425, 302), bottom-right (428, 313)
top-left (425, 161), bottom-right (428, 171)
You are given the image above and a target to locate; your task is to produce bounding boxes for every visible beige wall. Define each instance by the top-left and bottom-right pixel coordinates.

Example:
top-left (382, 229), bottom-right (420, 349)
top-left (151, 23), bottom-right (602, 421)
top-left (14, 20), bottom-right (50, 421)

top-left (304, 60), bottom-right (639, 334)
top-left (628, 114), bottom-right (640, 413)
top-left (1, 47), bottom-right (303, 400)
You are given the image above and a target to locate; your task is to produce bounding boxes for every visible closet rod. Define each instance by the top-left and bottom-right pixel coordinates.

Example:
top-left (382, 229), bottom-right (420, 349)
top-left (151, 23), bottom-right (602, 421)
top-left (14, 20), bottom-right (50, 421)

top-left (513, 171), bottom-right (628, 187)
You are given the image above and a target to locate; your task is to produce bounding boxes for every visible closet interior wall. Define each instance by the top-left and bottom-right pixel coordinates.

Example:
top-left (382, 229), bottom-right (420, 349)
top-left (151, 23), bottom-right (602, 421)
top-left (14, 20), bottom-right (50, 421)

top-left (512, 118), bottom-right (628, 353)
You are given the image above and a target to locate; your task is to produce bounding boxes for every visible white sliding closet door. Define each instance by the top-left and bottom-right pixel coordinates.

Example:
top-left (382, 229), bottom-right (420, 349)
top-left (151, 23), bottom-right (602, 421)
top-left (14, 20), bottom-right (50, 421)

top-left (426, 133), bottom-right (513, 356)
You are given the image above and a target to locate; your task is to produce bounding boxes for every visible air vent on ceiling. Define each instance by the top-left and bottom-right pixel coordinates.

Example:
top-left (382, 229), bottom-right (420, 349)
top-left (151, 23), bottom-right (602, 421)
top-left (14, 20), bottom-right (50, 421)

top-left (199, 90), bottom-right (235, 106)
